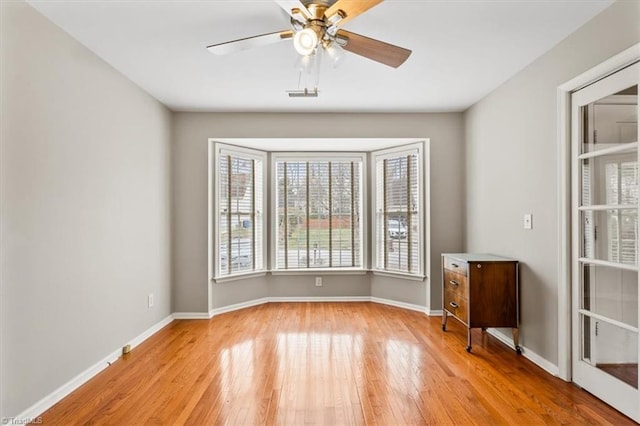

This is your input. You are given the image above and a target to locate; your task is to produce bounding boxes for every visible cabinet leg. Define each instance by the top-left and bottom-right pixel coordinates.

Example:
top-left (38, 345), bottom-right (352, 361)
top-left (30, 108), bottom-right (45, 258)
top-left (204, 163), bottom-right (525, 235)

top-left (512, 327), bottom-right (521, 355)
top-left (466, 328), bottom-right (472, 353)
top-left (442, 311), bottom-right (448, 331)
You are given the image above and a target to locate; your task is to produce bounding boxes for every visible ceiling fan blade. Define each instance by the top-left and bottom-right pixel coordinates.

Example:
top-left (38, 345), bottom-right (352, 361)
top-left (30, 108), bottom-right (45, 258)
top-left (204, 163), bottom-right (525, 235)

top-left (274, 0), bottom-right (312, 21)
top-left (207, 30), bottom-right (293, 55)
top-left (325, 0), bottom-right (383, 27)
top-left (336, 29), bottom-right (411, 68)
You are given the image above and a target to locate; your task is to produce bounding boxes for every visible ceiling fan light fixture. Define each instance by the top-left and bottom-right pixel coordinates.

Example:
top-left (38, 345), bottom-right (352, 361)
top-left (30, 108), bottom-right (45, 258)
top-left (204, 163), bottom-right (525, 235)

top-left (293, 28), bottom-right (318, 56)
top-left (325, 41), bottom-right (345, 67)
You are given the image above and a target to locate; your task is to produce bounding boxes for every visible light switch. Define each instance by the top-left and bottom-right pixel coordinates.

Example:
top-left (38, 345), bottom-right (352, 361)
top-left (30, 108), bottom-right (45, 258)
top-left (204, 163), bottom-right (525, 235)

top-left (524, 214), bottom-right (533, 230)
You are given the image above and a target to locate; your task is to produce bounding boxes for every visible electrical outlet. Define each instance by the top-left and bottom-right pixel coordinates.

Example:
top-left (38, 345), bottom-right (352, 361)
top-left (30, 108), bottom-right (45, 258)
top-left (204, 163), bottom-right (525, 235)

top-left (315, 277), bottom-right (322, 287)
top-left (148, 293), bottom-right (154, 308)
top-left (524, 214), bottom-right (533, 230)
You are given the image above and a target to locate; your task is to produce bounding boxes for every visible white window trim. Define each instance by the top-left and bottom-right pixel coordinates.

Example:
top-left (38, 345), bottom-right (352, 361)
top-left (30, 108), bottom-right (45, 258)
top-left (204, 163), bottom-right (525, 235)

top-left (210, 141), bottom-right (268, 281)
top-left (372, 270), bottom-right (426, 281)
top-left (370, 141), bottom-right (428, 278)
top-left (214, 271), bottom-right (268, 284)
top-left (208, 137), bottom-right (429, 285)
top-left (270, 152), bottom-right (368, 272)
top-left (271, 268), bottom-right (367, 276)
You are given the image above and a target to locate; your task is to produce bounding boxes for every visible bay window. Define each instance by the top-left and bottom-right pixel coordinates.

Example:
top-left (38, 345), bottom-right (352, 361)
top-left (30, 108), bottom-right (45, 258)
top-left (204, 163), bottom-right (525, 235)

top-left (211, 139), bottom-right (427, 281)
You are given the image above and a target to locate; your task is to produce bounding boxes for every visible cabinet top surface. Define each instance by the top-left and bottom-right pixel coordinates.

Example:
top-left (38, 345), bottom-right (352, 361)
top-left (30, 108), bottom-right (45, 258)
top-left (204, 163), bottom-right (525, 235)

top-left (442, 253), bottom-right (518, 262)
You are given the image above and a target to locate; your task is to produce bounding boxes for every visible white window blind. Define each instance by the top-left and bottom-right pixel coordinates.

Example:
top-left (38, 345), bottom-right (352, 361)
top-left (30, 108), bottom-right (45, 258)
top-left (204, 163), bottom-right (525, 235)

top-left (374, 146), bottom-right (422, 275)
top-left (606, 160), bottom-right (638, 265)
top-left (582, 161), bottom-right (594, 259)
top-left (217, 146), bottom-right (265, 277)
top-left (274, 158), bottom-right (363, 270)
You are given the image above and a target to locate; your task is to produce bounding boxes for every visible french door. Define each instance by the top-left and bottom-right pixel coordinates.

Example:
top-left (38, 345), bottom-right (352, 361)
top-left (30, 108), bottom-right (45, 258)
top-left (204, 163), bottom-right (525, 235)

top-left (571, 61), bottom-right (639, 421)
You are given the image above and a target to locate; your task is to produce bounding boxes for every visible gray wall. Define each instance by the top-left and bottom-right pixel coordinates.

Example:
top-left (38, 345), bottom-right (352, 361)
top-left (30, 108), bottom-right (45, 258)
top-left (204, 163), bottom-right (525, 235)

top-left (0, 1), bottom-right (172, 417)
top-left (172, 113), bottom-right (465, 313)
top-left (464, 0), bottom-right (639, 364)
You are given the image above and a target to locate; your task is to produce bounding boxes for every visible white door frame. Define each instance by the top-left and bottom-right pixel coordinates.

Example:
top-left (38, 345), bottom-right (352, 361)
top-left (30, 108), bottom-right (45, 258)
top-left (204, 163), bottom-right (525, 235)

top-left (557, 43), bottom-right (640, 381)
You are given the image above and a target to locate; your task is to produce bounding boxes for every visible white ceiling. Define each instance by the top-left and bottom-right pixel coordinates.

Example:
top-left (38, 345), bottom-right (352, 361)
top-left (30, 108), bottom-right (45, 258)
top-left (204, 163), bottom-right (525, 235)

top-left (27, 0), bottom-right (613, 113)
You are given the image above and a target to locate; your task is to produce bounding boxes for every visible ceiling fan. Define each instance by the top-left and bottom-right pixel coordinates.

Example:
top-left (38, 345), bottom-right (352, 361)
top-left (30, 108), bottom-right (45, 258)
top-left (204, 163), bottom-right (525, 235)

top-left (206, 0), bottom-right (412, 71)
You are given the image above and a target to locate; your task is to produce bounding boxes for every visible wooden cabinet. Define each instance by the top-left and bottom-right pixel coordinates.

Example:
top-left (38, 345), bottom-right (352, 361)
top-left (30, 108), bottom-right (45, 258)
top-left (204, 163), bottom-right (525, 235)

top-left (441, 253), bottom-right (520, 354)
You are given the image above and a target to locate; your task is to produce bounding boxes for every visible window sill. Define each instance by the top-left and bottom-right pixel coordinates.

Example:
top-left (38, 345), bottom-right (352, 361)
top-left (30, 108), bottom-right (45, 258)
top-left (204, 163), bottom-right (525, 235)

top-left (271, 268), bottom-right (367, 276)
top-left (213, 271), bottom-right (267, 283)
top-left (213, 269), bottom-right (425, 282)
top-left (371, 270), bottom-right (426, 282)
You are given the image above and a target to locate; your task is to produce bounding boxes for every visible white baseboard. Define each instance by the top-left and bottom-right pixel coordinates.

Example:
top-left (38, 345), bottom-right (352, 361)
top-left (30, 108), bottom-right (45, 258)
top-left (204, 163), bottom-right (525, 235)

top-left (16, 314), bottom-right (174, 421)
top-left (486, 329), bottom-right (559, 377)
top-left (173, 312), bottom-right (212, 320)
top-left (16, 349), bottom-right (121, 422)
top-left (268, 296), bottom-right (371, 303)
top-left (129, 315), bottom-right (174, 348)
top-left (426, 309), bottom-right (443, 316)
top-left (370, 297), bottom-right (427, 313)
top-left (209, 297), bottom-right (270, 317)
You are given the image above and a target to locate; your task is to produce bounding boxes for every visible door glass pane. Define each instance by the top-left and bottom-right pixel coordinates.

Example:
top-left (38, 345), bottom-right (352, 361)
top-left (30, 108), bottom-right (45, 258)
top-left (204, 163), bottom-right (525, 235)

top-left (581, 154), bottom-right (638, 206)
top-left (581, 85), bottom-right (638, 153)
top-left (581, 314), bottom-right (638, 389)
top-left (581, 209), bottom-right (637, 264)
top-left (582, 264), bottom-right (638, 328)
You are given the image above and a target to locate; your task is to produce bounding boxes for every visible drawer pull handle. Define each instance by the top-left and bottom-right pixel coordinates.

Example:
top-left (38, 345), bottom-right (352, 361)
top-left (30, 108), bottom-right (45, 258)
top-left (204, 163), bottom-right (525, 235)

top-left (449, 280), bottom-right (459, 287)
top-left (449, 301), bottom-right (459, 309)
top-left (451, 263), bottom-right (459, 268)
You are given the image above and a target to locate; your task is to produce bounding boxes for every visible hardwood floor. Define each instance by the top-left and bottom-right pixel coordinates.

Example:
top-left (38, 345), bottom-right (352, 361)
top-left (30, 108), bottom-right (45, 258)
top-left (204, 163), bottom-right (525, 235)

top-left (41, 302), bottom-right (635, 425)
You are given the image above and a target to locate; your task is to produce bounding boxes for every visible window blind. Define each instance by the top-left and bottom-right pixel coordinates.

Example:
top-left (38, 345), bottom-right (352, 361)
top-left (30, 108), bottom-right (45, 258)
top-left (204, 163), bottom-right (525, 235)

top-left (275, 159), bottom-right (362, 269)
top-left (605, 160), bottom-right (638, 265)
top-left (375, 150), bottom-right (421, 275)
top-left (218, 151), bottom-right (264, 276)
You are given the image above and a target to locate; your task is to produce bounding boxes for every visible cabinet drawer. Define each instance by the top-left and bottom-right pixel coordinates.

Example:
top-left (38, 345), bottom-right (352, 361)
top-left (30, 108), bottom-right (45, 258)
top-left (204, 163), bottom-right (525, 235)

top-left (443, 270), bottom-right (468, 297)
top-left (443, 257), bottom-right (468, 276)
top-left (444, 289), bottom-right (468, 324)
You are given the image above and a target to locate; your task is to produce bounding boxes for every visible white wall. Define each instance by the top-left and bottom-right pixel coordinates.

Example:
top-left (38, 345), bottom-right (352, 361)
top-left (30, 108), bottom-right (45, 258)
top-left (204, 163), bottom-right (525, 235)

top-left (0, 1), bottom-right (172, 417)
top-left (464, 0), bottom-right (639, 365)
top-left (172, 113), bottom-right (465, 314)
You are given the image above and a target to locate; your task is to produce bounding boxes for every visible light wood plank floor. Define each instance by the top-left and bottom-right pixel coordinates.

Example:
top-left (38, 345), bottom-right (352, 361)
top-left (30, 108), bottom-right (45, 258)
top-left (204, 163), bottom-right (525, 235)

top-left (41, 302), bottom-right (635, 424)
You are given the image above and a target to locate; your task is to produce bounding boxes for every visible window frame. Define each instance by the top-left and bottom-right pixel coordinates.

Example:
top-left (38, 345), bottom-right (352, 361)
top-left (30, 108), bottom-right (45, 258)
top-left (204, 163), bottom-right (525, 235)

top-left (371, 142), bottom-right (427, 280)
top-left (270, 152), bottom-right (368, 273)
top-left (211, 142), bottom-right (268, 281)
